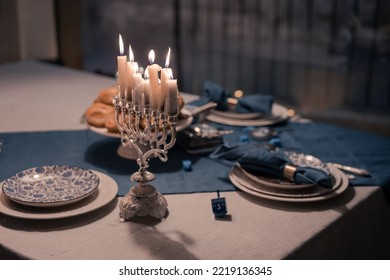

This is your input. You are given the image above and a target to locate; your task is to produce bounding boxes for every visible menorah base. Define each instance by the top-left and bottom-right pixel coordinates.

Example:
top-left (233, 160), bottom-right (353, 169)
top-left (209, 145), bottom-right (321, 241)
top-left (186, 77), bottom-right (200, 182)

top-left (119, 184), bottom-right (168, 221)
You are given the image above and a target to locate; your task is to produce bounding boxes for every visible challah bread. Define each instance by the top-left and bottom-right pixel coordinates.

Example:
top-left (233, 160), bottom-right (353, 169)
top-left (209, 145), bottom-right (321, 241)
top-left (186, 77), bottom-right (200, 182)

top-left (85, 102), bottom-right (115, 128)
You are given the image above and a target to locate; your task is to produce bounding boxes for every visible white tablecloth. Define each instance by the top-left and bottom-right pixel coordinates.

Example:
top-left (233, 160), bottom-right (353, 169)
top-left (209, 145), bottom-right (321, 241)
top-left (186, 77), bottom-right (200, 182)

top-left (1, 61), bottom-right (389, 259)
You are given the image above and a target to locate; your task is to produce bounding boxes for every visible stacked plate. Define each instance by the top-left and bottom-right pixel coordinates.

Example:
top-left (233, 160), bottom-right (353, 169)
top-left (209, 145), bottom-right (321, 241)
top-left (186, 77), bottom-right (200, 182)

top-left (0, 165), bottom-right (118, 220)
top-left (206, 103), bottom-right (289, 126)
top-left (229, 163), bottom-right (349, 202)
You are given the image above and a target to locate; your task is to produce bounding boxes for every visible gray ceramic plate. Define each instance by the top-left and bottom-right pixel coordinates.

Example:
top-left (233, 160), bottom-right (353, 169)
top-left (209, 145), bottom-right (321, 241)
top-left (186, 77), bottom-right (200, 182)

top-left (237, 163), bottom-right (315, 190)
top-left (230, 164), bottom-right (349, 202)
top-left (206, 103), bottom-right (289, 126)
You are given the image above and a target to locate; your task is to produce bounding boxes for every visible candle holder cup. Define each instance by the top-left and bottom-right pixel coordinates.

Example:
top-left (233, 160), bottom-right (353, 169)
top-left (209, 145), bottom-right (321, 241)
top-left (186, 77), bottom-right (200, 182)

top-left (113, 95), bottom-right (177, 221)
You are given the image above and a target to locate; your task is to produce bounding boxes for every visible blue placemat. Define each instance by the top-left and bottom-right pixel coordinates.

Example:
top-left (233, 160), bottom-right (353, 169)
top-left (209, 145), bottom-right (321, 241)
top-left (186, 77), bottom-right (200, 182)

top-left (1, 122), bottom-right (389, 197)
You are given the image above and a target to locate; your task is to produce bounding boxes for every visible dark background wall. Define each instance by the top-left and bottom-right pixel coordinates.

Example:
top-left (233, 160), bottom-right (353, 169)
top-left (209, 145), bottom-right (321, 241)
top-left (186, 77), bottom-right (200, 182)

top-left (82, 0), bottom-right (390, 113)
top-left (1, 0), bottom-right (389, 134)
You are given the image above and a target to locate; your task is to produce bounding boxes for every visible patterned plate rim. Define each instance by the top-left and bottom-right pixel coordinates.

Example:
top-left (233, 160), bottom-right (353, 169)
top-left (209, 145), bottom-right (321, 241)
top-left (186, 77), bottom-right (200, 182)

top-left (0, 170), bottom-right (118, 220)
top-left (2, 165), bottom-right (100, 207)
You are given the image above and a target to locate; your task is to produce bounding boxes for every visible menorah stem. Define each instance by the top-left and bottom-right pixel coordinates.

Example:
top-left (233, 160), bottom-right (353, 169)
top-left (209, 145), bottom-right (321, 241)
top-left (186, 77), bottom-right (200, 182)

top-left (129, 139), bottom-right (145, 162)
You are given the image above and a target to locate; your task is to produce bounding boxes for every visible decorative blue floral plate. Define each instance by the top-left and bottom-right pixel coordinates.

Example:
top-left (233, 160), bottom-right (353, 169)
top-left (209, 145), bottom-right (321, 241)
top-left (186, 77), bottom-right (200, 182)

top-left (2, 165), bottom-right (100, 207)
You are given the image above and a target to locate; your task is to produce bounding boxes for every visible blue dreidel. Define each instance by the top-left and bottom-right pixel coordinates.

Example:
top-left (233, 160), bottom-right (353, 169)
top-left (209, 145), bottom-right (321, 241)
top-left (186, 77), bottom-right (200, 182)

top-left (211, 190), bottom-right (227, 217)
top-left (182, 160), bottom-right (192, 171)
top-left (269, 136), bottom-right (282, 148)
top-left (239, 134), bottom-right (250, 143)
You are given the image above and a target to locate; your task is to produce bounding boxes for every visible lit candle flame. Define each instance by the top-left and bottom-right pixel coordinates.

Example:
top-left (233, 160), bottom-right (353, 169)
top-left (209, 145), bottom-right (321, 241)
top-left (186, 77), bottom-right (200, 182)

top-left (119, 34), bottom-right (124, 55)
top-left (129, 45), bottom-right (134, 62)
top-left (165, 47), bottom-right (171, 68)
top-left (148, 50), bottom-right (155, 64)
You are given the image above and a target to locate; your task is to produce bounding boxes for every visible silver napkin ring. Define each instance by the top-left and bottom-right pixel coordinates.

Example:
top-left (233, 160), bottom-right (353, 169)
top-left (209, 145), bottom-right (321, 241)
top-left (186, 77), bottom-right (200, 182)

top-left (283, 164), bottom-right (297, 182)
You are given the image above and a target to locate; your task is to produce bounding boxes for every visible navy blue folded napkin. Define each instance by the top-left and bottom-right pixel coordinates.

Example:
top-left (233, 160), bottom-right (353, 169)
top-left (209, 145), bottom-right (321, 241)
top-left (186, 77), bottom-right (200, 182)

top-left (234, 94), bottom-right (274, 114)
top-left (210, 143), bottom-right (333, 188)
top-left (203, 80), bottom-right (230, 111)
top-left (193, 80), bottom-right (273, 114)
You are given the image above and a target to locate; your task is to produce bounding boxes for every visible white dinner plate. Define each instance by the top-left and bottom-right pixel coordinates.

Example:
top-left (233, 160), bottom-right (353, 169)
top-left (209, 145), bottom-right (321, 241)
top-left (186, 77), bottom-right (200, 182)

top-left (88, 107), bottom-right (193, 138)
top-left (2, 165), bottom-right (100, 207)
top-left (0, 171), bottom-right (118, 220)
top-left (229, 165), bottom-right (349, 202)
top-left (206, 103), bottom-right (289, 126)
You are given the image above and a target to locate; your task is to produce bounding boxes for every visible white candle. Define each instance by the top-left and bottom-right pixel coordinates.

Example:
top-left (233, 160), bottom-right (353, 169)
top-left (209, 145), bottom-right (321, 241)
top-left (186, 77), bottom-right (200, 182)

top-left (132, 73), bottom-right (144, 109)
top-left (133, 73), bottom-right (143, 89)
top-left (166, 79), bottom-right (178, 115)
top-left (142, 80), bottom-right (151, 107)
top-left (160, 48), bottom-right (173, 111)
top-left (126, 45), bottom-right (138, 95)
top-left (147, 50), bottom-right (162, 110)
top-left (117, 34), bottom-right (127, 98)
top-left (132, 90), bottom-right (144, 111)
top-left (160, 69), bottom-right (169, 110)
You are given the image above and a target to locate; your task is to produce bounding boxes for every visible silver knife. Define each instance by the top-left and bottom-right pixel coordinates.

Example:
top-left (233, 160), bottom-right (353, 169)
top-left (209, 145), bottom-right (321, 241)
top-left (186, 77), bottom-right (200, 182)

top-left (328, 163), bottom-right (370, 177)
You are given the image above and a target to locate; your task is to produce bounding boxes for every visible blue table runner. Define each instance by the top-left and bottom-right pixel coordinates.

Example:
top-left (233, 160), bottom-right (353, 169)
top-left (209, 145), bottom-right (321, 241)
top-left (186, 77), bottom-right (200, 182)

top-left (0, 130), bottom-right (234, 196)
top-left (1, 121), bottom-right (389, 196)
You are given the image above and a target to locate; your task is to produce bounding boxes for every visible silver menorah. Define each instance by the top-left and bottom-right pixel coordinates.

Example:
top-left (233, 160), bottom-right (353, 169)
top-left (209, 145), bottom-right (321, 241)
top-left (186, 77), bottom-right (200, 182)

top-left (113, 94), bottom-right (177, 221)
